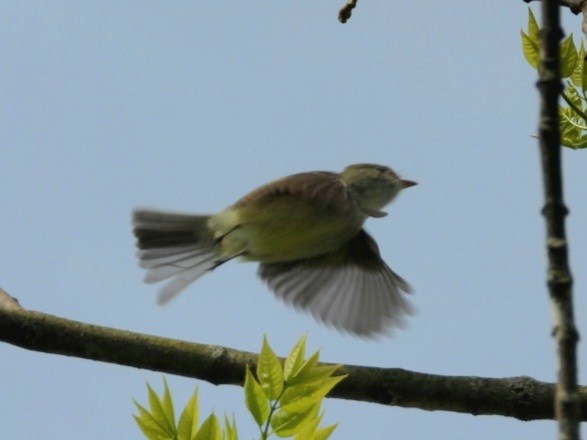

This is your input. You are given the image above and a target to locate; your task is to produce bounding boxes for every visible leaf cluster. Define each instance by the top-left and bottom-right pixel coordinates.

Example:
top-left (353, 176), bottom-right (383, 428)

top-left (133, 335), bottom-right (345, 440)
top-left (245, 335), bottom-right (344, 440)
top-left (521, 8), bottom-right (587, 149)
top-left (134, 379), bottom-right (238, 440)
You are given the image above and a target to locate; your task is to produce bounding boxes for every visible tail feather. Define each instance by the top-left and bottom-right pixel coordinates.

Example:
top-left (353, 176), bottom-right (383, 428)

top-left (157, 253), bottom-right (222, 304)
top-left (139, 248), bottom-right (210, 269)
top-left (133, 210), bottom-right (213, 249)
top-left (144, 250), bottom-right (217, 283)
top-left (132, 209), bottom-right (221, 303)
top-left (137, 246), bottom-right (199, 260)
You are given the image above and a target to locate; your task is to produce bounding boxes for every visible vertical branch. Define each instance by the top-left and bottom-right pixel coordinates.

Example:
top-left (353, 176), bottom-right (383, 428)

top-left (538, 1), bottom-right (582, 439)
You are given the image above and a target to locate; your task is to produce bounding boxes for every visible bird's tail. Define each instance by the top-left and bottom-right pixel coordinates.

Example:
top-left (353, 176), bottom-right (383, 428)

top-left (132, 209), bottom-right (222, 304)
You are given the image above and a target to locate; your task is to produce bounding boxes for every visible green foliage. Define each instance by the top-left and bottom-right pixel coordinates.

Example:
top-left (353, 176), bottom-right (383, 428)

top-left (134, 379), bottom-right (236, 440)
top-left (245, 365), bottom-right (270, 427)
top-left (245, 335), bottom-right (344, 439)
top-left (134, 335), bottom-right (344, 440)
top-left (521, 8), bottom-right (539, 68)
top-left (521, 8), bottom-right (587, 149)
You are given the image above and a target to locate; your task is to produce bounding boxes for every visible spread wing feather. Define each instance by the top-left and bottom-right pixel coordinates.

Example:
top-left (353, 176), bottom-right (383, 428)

top-left (258, 229), bottom-right (413, 337)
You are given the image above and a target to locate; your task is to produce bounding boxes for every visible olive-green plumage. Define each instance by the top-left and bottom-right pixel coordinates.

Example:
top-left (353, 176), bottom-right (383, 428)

top-left (133, 163), bottom-right (416, 337)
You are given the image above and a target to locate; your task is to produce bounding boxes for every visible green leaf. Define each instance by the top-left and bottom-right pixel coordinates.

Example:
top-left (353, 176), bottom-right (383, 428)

top-left (287, 351), bottom-right (320, 386)
top-left (244, 365), bottom-right (269, 427)
top-left (560, 119), bottom-right (580, 143)
top-left (520, 9), bottom-right (581, 75)
top-left (287, 355), bottom-right (343, 388)
top-left (295, 364), bottom-right (343, 386)
top-left (271, 404), bottom-right (320, 437)
top-left (528, 8), bottom-right (539, 43)
top-left (284, 335), bottom-right (307, 381)
top-left (146, 382), bottom-right (177, 437)
top-left (521, 9), bottom-right (540, 69)
top-left (133, 403), bottom-right (169, 440)
top-left (194, 414), bottom-right (222, 440)
top-left (280, 376), bottom-right (347, 413)
top-left (521, 30), bottom-right (540, 68)
top-left (177, 390), bottom-right (199, 440)
top-left (314, 424), bottom-right (338, 440)
top-left (257, 336), bottom-right (284, 400)
top-left (565, 84), bottom-right (582, 110)
top-left (162, 379), bottom-right (176, 431)
top-left (223, 414), bottom-right (238, 440)
top-left (581, 42), bottom-right (587, 90)
top-left (293, 412), bottom-right (322, 440)
top-left (560, 34), bottom-right (578, 78)
top-left (571, 41), bottom-right (585, 87)
top-left (564, 133), bottom-right (587, 149)
top-left (294, 419), bottom-right (338, 440)
top-left (134, 396), bottom-right (171, 438)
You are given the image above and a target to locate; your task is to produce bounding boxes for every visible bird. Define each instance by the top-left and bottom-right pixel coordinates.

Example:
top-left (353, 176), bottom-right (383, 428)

top-left (132, 163), bottom-right (416, 337)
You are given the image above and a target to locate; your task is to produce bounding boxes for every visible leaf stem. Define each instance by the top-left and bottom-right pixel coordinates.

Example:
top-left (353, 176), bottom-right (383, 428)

top-left (261, 388), bottom-right (285, 440)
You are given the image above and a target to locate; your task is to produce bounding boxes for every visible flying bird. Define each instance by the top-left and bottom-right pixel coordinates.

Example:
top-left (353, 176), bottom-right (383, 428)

top-left (132, 163), bottom-right (416, 337)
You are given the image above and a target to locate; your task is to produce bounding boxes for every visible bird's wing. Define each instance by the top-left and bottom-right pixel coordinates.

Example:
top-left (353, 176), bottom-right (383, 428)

top-left (258, 229), bottom-right (414, 337)
top-left (232, 171), bottom-right (355, 212)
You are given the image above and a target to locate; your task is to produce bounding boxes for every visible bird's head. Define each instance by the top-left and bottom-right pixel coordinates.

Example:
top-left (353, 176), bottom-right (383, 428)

top-left (341, 163), bottom-right (416, 216)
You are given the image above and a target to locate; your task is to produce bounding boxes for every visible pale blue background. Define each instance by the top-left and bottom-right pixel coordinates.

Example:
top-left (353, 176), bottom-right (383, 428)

top-left (1, 2), bottom-right (586, 439)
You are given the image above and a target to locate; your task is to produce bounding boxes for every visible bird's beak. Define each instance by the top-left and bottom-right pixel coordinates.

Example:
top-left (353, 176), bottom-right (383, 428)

top-left (400, 180), bottom-right (417, 189)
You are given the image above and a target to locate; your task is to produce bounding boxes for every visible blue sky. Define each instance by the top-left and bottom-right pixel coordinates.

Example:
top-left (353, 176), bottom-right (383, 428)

top-left (1, 2), bottom-right (585, 439)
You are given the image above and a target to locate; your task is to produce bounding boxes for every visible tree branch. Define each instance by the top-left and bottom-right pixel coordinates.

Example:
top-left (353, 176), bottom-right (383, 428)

top-left (537, 1), bottom-right (582, 438)
top-left (524, 0), bottom-right (587, 40)
top-left (338, 0), bottom-right (358, 24)
top-left (523, 0), bottom-right (585, 15)
top-left (1, 289), bottom-right (586, 421)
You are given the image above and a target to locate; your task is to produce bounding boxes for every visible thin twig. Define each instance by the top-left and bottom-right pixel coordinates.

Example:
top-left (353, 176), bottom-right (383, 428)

top-left (538, 1), bottom-right (582, 438)
top-left (338, 0), bottom-right (358, 24)
top-left (523, 0), bottom-right (584, 15)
